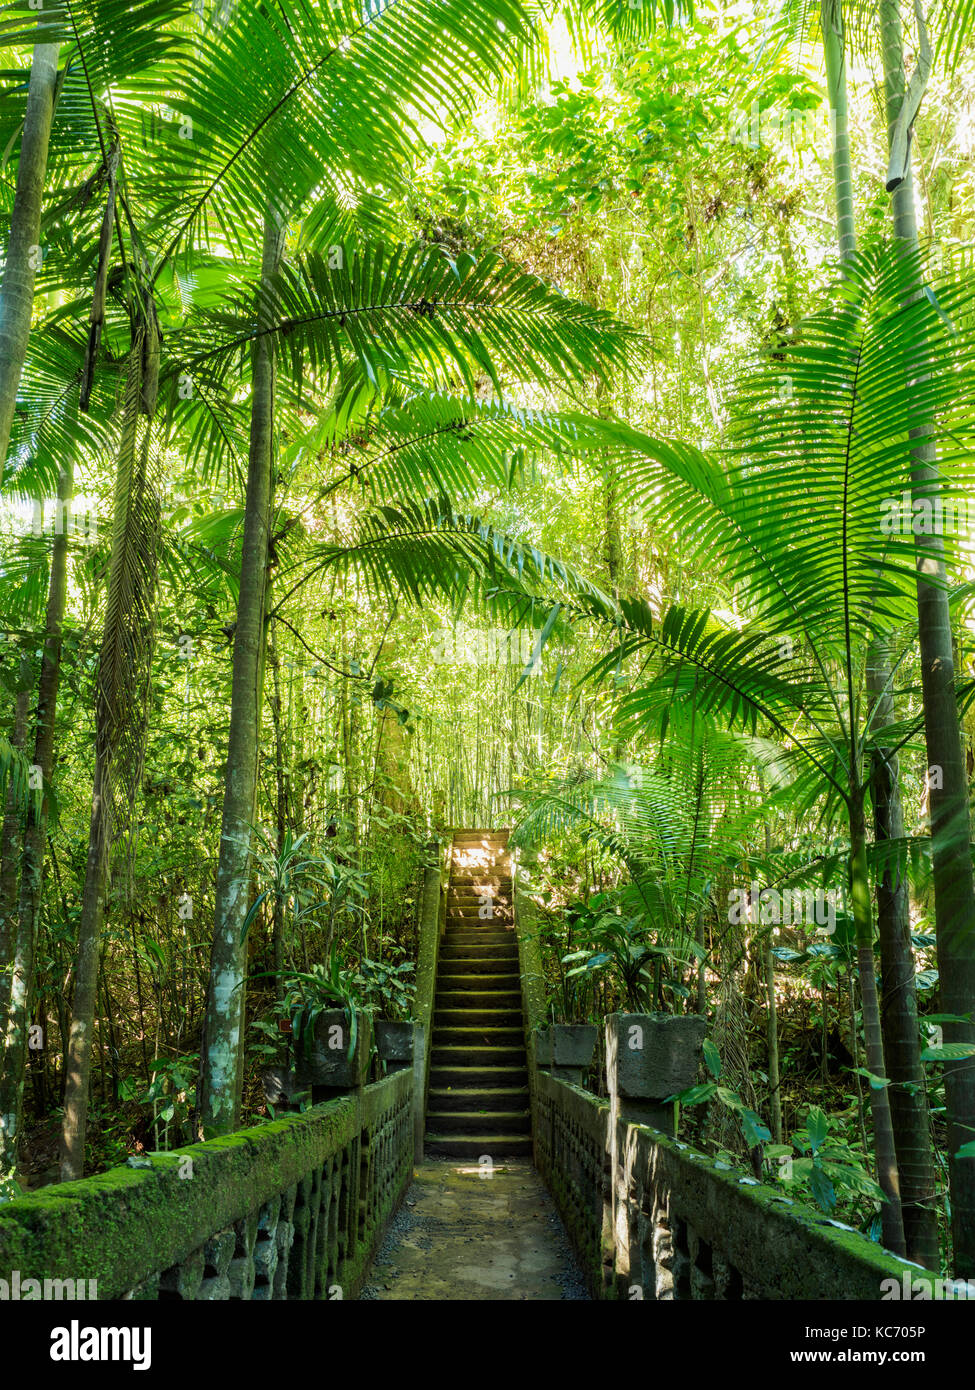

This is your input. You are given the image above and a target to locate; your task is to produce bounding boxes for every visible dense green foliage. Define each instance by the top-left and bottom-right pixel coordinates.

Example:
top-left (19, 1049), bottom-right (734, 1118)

top-left (1, 0), bottom-right (974, 1282)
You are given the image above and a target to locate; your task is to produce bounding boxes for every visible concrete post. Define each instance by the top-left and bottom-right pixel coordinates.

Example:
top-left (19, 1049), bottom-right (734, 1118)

top-left (605, 1012), bottom-right (707, 1137)
top-left (550, 1023), bottom-right (598, 1087)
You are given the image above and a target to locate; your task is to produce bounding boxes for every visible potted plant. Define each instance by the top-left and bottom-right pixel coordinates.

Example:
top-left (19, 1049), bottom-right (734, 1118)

top-left (354, 955), bottom-right (417, 1071)
top-left (284, 950), bottom-right (371, 1090)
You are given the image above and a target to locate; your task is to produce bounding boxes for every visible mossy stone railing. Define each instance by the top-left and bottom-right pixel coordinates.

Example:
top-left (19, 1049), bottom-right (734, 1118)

top-left (0, 1067), bottom-right (413, 1300)
top-left (533, 1067), bottom-right (938, 1301)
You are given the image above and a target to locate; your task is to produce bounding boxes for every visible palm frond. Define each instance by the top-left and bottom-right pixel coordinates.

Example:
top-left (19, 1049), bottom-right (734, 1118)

top-left (176, 243), bottom-right (638, 412)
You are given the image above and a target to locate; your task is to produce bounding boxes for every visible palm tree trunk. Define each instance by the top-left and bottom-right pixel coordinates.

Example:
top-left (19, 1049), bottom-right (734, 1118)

top-left (0, 37), bottom-right (59, 466)
top-left (821, 0), bottom-right (855, 260)
top-left (764, 942), bottom-right (783, 1145)
top-left (0, 461), bottom-right (71, 1180)
top-left (823, 0), bottom-right (907, 1256)
top-left (0, 655), bottom-right (33, 1174)
top-left (851, 793), bottom-right (906, 1255)
top-left (269, 631), bottom-right (287, 995)
top-left (0, 654), bottom-right (32, 1014)
top-left (867, 645), bottom-right (939, 1267)
top-left (197, 208), bottom-right (283, 1135)
top-left (879, 0), bottom-right (975, 1277)
top-left (822, 0), bottom-right (937, 1267)
top-left (60, 308), bottom-right (161, 1182)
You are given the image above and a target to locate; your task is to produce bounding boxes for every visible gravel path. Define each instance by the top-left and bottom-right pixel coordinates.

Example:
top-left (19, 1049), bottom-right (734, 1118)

top-left (359, 1157), bottom-right (590, 1300)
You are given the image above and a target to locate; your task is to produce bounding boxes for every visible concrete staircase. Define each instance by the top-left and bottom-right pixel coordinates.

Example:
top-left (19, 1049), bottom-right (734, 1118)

top-left (425, 829), bottom-right (531, 1158)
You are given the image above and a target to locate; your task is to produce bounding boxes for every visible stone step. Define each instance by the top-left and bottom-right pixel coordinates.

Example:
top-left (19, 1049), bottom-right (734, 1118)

top-left (429, 1064), bottom-right (528, 1088)
top-left (435, 956), bottom-right (518, 975)
top-left (449, 870), bottom-right (511, 882)
top-left (442, 930), bottom-right (515, 946)
top-left (446, 915), bottom-right (513, 929)
top-left (435, 989), bottom-right (522, 1010)
top-left (447, 889), bottom-right (511, 901)
top-left (442, 941), bottom-right (515, 954)
top-left (446, 901), bottom-right (513, 915)
top-left (450, 852), bottom-right (510, 864)
top-left (433, 1025), bottom-right (524, 1046)
top-left (449, 874), bottom-right (512, 885)
top-left (447, 878), bottom-right (509, 889)
top-left (429, 1043), bottom-right (526, 1066)
top-left (435, 973), bottom-right (521, 991)
top-left (427, 1085), bottom-right (529, 1113)
top-left (448, 883), bottom-right (512, 895)
top-left (440, 943), bottom-right (519, 960)
top-left (445, 906), bottom-right (514, 917)
top-left (425, 1109), bottom-right (530, 1135)
top-left (449, 851), bottom-right (509, 862)
top-left (445, 919), bottom-right (513, 932)
top-left (443, 918), bottom-right (514, 929)
top-left (424, 1133), bottom-right (532, 1158)
top-left (433, 1008), bottom-right (523, 1028)
top-left (449, 880), bottom-right (512, 892)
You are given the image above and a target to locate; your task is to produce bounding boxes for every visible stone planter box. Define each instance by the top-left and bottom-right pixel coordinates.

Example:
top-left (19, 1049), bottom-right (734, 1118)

top-left (551, 1024), bottom-right (598, 1068)
top-left (375, 1020), bottom-right (416, 1071)
top-left (295, 1008), bottom-right (371, 1089)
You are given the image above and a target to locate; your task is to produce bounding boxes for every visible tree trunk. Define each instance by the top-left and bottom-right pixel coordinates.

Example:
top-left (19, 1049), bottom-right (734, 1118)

top-left (0, 653), bottom-right (32, 1019)
top-left (867, 645), bottom-right (939, 1267)
top-left (879, 0), bottom-right (975, 1277)
top-left (268, 632), bottom-right (287, 995)
top-left (820, 0), bottom-right (855, 261)
top-left (59, 362), bottom-right (150, 1180)
top-left (821, 0), bottom-right (911, 1261)
top-left (850, 793), bottom-right (906, 1255)
top-left (765, 942), bottom-right (783, 1146)
top-left (0, 460), bottom-right (71, 1180)
top-left (197, 209), bottom-right (283, 1136)
top-left (0, 38), bottom-right (59, 467)
top-left (822, 0), bottom-right (937, 1268)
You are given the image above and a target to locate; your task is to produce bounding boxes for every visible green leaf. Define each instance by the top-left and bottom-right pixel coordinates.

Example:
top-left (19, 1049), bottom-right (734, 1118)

top-left (702, 1037), bottom-right (722, 1079)
top-left (808, 1163), bottom-right (836, 1213)
top-left (805, 1106), bottom-right (829, 1154)
top-left (667, 1081), bottom-right (717, 1106)
top-left (740, 1108), bottom-right (771, 1149)
top-left (921, 1043), bottom-right (975, 1061)
top-left (850, 1066), bottom-right (892, 1090)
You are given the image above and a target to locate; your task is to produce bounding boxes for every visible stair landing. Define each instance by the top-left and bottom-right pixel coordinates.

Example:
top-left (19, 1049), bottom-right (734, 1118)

top-left (359, 1159), bottom-right (590, 1300)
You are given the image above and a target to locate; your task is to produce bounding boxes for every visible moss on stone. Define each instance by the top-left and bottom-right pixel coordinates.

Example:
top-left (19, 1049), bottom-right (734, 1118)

top-left (534, 1069), bottom-right (924, 1300)
top-left (0, 1083), bottom-right (408, 1300)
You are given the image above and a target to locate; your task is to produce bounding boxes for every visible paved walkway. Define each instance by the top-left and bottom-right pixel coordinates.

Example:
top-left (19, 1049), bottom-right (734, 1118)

top-left (359, 1158), bottom-right (590, 1300)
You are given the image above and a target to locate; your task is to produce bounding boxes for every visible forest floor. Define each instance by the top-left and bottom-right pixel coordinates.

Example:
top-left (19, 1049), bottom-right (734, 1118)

top-left (359, 1157), bottom-right (590, 1300)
